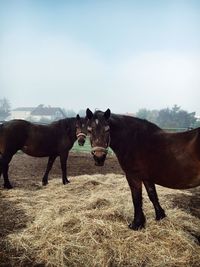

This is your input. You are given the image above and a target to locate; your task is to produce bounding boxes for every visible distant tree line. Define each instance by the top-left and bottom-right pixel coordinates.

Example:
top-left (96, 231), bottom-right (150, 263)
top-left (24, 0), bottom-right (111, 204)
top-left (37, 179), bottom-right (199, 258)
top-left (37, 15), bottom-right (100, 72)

top-left (1, 98), bottom-right (200, 128)
top-left (136, 105), bottom-right (200, 129)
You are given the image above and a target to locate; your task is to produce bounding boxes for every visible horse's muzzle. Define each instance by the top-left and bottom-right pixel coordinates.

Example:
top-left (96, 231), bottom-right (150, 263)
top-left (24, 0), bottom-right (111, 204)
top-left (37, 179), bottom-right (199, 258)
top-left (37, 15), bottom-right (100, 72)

top-left (91, 147), bottom-right (108, 166)
top-left (77, 133), bottom-right (86, 146)
top-left (78, 137), bottom-right (86, 146)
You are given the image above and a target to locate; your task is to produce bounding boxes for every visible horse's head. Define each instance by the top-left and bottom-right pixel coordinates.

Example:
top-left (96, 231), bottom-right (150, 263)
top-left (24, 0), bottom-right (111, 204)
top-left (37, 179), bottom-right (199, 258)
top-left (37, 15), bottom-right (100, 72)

top-left (86, 108), bottom-right (111, 166)
top-left (76, 114), bottom-right (87, 146)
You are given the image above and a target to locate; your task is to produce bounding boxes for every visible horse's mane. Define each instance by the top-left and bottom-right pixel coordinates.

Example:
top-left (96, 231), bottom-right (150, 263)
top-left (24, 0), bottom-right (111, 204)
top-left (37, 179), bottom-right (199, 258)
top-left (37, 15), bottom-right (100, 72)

top-left (93, 110), bottom-right (161, 132)
top-left (48, 117), bottom-right (77, 133)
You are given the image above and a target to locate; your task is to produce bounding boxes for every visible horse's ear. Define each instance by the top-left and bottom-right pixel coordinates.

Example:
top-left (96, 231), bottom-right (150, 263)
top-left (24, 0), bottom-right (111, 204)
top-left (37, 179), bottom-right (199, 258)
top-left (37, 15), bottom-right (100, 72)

top-left (76, 114), bottom-right (80, 120)
top-left (86, 108), bottom-right (93, 120)
top-left (104, 109), bottom-right (111, 120)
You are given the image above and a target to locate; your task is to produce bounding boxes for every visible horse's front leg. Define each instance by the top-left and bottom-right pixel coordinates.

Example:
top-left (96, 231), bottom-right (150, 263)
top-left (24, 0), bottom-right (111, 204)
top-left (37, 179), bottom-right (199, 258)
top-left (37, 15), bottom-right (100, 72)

top-left (143, 180), bottom-right (166, 220)
top-left (126, 174), bottom-right (146, 230)
top-left (42, 155), bottom-right (57, 186)
top-left (59, 151), bottom-right (70, 185)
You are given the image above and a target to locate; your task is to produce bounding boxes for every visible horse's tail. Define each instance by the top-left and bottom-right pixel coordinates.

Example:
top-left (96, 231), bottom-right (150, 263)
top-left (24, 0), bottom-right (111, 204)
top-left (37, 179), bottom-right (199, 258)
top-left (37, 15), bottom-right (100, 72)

top-left (0, 123), bottom-right (3, 143)
top-left (0, 122), bottom-right (4, 132)
top-left (194, 128), bottom-right (200, 160)
top-left (0, 153), bottom-right (2, 178)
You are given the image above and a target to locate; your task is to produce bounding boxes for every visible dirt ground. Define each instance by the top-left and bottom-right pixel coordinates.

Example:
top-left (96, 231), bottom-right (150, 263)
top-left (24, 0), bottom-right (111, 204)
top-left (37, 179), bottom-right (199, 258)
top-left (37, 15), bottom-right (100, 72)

top-left (5, 152), bottom-right (124, 188)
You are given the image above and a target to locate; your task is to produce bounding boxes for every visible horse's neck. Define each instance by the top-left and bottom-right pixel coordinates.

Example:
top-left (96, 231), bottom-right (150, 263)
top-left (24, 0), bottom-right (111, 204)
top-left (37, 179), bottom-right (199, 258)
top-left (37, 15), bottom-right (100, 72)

top-left (63, 118), bottom-right (77, 142)
top-left (109, 118), bottom-right (128, 154)
top-left (109, 116), bottom-right (159, 154)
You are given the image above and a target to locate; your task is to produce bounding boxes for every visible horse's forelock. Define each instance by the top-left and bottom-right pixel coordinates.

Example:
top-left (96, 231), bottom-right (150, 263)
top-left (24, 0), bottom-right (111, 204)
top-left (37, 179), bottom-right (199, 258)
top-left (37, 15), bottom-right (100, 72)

top-left (93, 111), bottom-right (104, 119)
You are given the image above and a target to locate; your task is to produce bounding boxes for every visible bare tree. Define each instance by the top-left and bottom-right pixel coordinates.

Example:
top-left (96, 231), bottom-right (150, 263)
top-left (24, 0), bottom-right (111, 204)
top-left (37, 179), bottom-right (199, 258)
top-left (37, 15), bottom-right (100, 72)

top-left (0, 98), bottom-right (11, 121)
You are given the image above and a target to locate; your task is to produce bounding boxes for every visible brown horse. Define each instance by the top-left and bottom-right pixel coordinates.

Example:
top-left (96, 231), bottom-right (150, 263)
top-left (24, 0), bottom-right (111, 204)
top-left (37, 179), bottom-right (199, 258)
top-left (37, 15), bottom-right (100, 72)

top-left (86, 108), bottom-right (200, 230)
top-left (0, 115), bottom-right (87, 189)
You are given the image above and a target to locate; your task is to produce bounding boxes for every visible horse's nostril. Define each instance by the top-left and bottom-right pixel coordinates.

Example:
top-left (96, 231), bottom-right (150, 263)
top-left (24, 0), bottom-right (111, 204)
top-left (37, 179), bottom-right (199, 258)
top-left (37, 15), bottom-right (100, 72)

top-left (78, 138), bottom-right (85, 142)
top-left (93, 153), bottom-right (106, 166)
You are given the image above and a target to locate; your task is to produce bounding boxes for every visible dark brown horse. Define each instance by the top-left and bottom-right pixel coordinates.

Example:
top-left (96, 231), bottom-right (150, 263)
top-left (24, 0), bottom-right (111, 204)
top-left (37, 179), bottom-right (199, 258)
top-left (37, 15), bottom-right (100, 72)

top-left (0, 115), bottom-right (87, 189)
top-left (86, 108), bottom-right (200, 230)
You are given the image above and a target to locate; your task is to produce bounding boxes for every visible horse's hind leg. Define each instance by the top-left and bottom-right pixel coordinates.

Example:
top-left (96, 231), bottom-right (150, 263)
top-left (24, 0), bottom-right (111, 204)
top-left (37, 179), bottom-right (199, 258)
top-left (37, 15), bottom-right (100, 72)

top-left (42, 155), bottom-right (57, 186)
top-left (3, 163), bottom-right (13, 189)
top-left (1, 154), bottom-right (13, 189)
top-left (143, 181), bottom-right (166, 220)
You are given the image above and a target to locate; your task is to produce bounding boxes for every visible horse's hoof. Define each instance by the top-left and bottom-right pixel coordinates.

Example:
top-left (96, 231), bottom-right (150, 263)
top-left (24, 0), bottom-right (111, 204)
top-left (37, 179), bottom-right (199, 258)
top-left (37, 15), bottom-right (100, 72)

top-left (42, 181), bottom-right (48, 186)
top-left (128, 216), bottom-right (146, 231)
top-left (63, 179), bottom-right (70, 185)
top-left (128, 222), bottom-right (145, 231)
top-left (4, 183), bottom-right (13, 189)
top-left (156, 209), bottom-right (166, 221)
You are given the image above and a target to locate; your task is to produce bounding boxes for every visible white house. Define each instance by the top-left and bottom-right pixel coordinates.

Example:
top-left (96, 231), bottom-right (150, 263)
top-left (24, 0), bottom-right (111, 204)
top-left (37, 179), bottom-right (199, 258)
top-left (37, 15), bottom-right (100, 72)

top-left (9, 105), bottom-right (66, 122)
top-left (9, 107), bottom-right (35, 120)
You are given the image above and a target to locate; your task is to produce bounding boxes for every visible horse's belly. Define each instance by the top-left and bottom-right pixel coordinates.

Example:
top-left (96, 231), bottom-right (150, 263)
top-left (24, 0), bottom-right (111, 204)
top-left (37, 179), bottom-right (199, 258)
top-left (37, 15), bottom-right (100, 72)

top-left (153, 172), bottom-right (200, 189)
top-left (184, 176), bottom-right (200, 188)
top-left (21, 146), bottom-right (48, 157)
top-left (150, 153), bottom-right (200, 189)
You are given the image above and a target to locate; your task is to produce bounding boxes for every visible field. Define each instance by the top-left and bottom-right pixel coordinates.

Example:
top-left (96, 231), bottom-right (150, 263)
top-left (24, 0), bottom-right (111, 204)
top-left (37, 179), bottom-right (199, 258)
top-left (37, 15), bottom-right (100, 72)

top-left (0, 152), bottom-right (200, 267)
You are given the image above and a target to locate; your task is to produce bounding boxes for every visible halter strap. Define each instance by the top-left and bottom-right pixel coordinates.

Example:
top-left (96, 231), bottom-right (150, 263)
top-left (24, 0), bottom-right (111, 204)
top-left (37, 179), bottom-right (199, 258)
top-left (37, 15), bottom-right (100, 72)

top-left (91, 146), bottom-right (108, 154)
top-left (76, 133), bottom-right (87, 139)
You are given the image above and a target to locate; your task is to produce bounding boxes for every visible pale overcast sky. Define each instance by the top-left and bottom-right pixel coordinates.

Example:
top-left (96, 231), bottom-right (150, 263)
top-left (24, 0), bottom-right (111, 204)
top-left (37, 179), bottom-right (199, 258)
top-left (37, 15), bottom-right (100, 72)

top-left (0, 0), bottom-right (200, 114)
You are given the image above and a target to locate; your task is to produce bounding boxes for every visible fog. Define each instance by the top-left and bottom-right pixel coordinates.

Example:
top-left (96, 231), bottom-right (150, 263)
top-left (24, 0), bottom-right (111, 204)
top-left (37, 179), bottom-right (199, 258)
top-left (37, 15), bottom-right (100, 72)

top-left (1, 1), bottom-right (200, 114)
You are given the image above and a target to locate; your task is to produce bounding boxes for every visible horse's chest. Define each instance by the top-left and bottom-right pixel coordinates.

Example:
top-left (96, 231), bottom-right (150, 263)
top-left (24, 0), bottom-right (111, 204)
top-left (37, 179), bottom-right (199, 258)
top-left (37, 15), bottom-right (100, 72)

top-left (58, 137), bottom-right (72, 151)
top-left (117, 155), bottom-right (147, 176)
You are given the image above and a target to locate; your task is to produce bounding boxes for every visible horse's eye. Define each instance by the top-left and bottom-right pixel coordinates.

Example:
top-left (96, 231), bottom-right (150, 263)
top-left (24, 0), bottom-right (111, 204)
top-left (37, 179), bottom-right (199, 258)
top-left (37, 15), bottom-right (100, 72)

top-left (105, 125), bottom-right (110, 132)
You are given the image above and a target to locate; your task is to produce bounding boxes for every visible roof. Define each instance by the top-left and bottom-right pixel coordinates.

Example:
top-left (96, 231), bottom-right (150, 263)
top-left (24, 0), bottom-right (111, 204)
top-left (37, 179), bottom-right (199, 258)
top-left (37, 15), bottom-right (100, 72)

top-left (31, 105), bottom-right (66, 117)
top-left (13, 107), bottom-right (35, 111)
